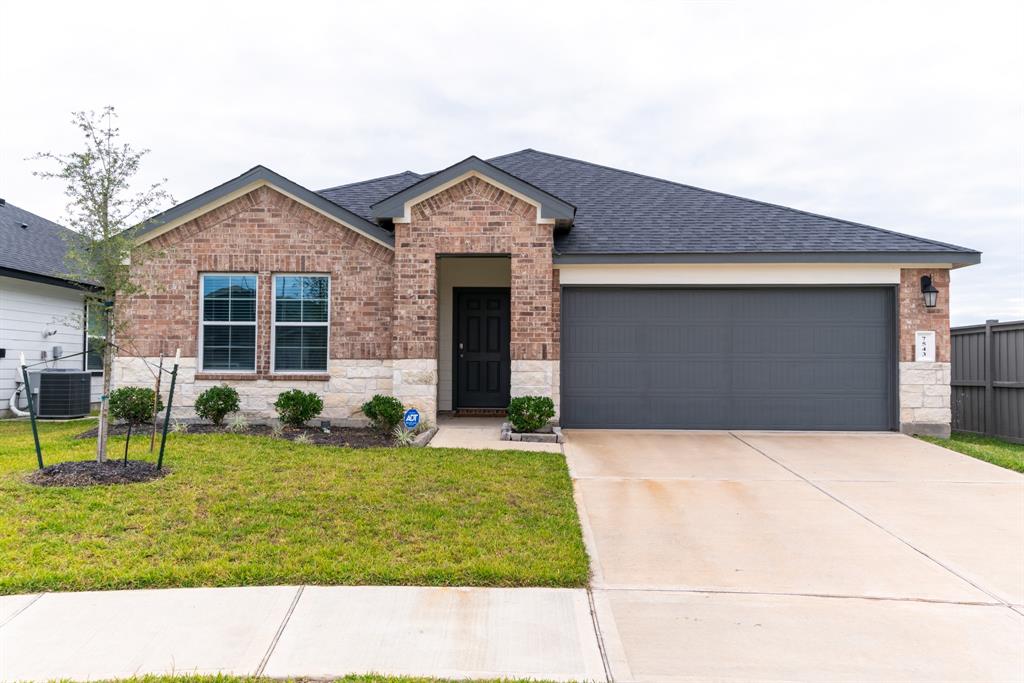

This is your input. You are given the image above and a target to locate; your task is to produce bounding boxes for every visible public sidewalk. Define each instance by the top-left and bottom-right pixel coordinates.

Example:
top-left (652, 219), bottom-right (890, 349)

top-left (0, 585), bottom-right (607, 682)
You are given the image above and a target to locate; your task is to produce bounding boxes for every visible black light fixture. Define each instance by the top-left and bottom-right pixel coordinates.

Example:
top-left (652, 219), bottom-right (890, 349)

top-left (920, 275), bottom-right (939, 308)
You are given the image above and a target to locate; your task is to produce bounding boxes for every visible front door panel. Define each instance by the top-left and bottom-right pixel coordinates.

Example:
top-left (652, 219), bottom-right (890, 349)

top-left (455, 288), bottom-right (511, 408)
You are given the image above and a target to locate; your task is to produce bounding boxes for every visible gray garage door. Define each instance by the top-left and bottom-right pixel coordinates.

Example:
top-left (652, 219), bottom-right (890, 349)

top-left (560, 287), bottom-right (895, 430)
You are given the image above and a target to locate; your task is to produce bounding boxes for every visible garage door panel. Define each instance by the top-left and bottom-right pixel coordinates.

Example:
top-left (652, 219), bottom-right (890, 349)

top-left (733, 323), bottom-right (888, 356)
top-left (563, 360), bottom-right (646, 391)
top-left (649, 359), bottom-right (731, 391)
top-left (563, 324), bottom-right (642, 353)
top-left (732, 359), bottom-right (890, 393)
top-left (561, 287), bottom-right (895, 430)
top-left (647, 325), bottom-right (731, 353)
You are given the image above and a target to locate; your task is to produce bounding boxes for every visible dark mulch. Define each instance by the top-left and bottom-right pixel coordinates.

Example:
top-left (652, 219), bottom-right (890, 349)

top-left (26, 459), bottom-right (169, 487)
top-left (74, 422), bottom-right (394, 448)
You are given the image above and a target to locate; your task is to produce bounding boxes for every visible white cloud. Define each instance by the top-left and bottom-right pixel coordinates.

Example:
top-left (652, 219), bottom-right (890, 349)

top-left (1, 0), bottom-right (1020, 325)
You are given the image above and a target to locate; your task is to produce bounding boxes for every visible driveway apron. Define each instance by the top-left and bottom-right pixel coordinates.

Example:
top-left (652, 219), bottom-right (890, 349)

top-left (566, 429), bottom-right (1024, 683)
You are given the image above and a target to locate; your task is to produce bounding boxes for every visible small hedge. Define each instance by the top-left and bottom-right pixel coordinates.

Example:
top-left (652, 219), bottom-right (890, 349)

top-left (194, 385), bottom-right (240, 426)
top-left (109, 387), bottom-right (164, 426)
top-left (507, 395), bottom-right (555, 433)
top-left (362, 394), bottom-right (405, 433)
top-left (274, 389), bottom-right (324, 428)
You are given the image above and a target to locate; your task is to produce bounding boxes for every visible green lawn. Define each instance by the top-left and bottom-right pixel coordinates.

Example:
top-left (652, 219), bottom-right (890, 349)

top-left (919, 431), bottom-right (1024, 473)
top-left (0, 419), bottom-right (588, 595)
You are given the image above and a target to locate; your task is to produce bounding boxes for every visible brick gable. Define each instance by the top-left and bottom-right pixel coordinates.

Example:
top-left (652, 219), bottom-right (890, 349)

top-left (121, 185), bottom-right (394, 373)
top-left (392, 175), bottom-right (558, 361)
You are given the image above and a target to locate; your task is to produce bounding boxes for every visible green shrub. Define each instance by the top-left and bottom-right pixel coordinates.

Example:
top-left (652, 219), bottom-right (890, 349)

top-left (194, 385), bottom-right (240, 426)
top-left (361, 394), bottom-right (405, 432)
top-left (108, 386), bottom-right (164, 426)
top-left (274, 389), bottom-right (324, 428)
top-left (507, 395), bottom-right (555, 433)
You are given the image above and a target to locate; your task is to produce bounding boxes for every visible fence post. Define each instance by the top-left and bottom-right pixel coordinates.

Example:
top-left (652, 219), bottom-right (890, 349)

top-left (21, 361), bottom-right (43, 470)
top-left (984, 319), bottom-right (997, 436)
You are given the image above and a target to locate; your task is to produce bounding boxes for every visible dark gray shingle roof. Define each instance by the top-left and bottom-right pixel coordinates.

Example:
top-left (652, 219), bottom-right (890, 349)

top-left (489, 150), bottom-right (977, 258)
top-left (0, 201), bottom-right (84, 283)
top-left (319, 171), bottom-right (424, 222)
top-left (317, 149), bottom-right (978, 262)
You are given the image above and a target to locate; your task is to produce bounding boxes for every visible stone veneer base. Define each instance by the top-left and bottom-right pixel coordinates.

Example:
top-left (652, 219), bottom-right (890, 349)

top-left (510, 360), bottom-right (560, 419)
top-left (392, 359), bottom-right (439, 425)
top-left (898, 361), bottom-right (952, 438)
top-left (113, 356), bottom-right (392, 425)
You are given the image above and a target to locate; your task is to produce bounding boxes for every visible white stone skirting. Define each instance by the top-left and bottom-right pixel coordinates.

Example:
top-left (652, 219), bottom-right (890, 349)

top-left (511, 360), bottom-right (560, 419)
top-left (392, 358), bottom-right (438, 425)
top-left (899, 361), bottom-right (951, 438)
top-left (113, 356), bottom-right (393, 425)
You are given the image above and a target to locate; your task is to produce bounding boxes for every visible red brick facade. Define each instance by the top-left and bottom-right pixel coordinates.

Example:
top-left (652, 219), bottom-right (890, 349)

top-left (392, 175), bottom-right (559, 361)
top-left (898, 267), bottom-right (951, 362)
top-left (120, 175), bottom-right (949, 430)
top-left (121, 186), bottom-right (394, 376)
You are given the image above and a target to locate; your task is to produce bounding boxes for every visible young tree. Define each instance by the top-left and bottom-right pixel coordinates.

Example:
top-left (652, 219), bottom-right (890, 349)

top-left (33, 107), bottom-right (172, 462)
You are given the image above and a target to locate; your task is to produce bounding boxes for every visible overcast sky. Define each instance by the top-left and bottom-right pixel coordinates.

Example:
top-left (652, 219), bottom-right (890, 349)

top-left (1, 0), bottom-right (1020, 325)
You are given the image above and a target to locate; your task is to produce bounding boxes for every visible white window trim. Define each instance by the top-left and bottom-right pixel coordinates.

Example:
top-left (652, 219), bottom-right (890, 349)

top-left (270, 273), bottom-right (331, 375)
top-left (198, 272), bottom-right (259, 374)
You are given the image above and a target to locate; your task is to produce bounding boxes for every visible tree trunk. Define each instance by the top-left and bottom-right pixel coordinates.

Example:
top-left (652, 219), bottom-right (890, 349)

top-left (96, 317), bottom-right (114, 463)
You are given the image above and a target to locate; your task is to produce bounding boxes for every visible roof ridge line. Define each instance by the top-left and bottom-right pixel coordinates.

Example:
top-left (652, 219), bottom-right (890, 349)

top-left (318, 170), bottom-right (421, 193)
top-left (507, 149), bottom-right (977, 254)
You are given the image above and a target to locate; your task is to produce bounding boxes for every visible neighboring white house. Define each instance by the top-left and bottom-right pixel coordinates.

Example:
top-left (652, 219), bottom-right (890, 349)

top-left (0, 199), bottom-right (102, 417)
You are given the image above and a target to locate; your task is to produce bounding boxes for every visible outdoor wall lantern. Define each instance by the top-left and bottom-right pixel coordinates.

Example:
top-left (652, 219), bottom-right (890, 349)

top-left (920, 275), bottom-right (939, 308)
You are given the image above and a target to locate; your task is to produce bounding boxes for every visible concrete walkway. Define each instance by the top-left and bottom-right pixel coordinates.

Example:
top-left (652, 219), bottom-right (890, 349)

top-left (429, 415), bottom-right (562, 453)
top-left (0, 586), bottom-right (606, 682)
top-left (567, 430), bottom-right (1024, 683)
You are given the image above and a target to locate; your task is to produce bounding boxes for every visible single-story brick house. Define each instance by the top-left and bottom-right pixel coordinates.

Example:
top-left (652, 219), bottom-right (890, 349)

top-left (116, 150), bottom-right (979, 436)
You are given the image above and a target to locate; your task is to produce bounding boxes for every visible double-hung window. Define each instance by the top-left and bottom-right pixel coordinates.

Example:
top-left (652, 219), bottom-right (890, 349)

top-left (273, 275), bottom-right (329, 372)
top-left (201, 274), bottom-right (257, 372)
top-left (84, 302), bottom-right (108, 372)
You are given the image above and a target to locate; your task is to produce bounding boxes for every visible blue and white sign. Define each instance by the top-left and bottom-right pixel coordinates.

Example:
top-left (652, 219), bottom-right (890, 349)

top-left (403, 408), bottom-right (420, 430)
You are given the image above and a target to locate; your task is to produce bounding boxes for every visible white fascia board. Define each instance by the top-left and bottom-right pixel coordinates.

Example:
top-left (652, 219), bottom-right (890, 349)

top-left (554, 263), bottom-right (917, 286)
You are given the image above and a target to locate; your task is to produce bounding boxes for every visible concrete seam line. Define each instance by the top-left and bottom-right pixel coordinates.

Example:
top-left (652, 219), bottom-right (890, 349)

top-left (586, 587), bottom-right (614, 683)
top-left (728, 432), bottom-right (1013, 609)
top-left (255, 584), bottom-right (304, 676)
top-left (0, 592), bottom-right (45, 629)
top-left (572, 484), bottom-right (606, 588)
top-left (596, 585), bottom-right (1003, 607)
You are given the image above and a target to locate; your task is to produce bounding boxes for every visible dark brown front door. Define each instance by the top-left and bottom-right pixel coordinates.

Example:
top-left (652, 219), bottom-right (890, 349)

top-left (454, 288), bottom-right (511, 409)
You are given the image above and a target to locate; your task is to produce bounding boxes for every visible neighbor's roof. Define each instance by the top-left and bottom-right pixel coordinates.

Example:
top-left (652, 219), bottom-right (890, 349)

top-left (320, 148), bottom-right (980, 265)
top-left (0, 201), bottom-right (90, 287)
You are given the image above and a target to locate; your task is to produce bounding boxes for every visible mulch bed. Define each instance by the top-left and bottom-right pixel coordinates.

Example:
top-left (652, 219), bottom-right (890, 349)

top-left (26, 460), bottom-right (169, 487)
top-left (74, 422), bottom-right (395, 448)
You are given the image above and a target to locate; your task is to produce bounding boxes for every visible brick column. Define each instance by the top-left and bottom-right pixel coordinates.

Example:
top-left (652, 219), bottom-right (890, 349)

top-left (898, 268), bottom-right (951, 437)
top-left (390, 223), bottom-right (439, 421)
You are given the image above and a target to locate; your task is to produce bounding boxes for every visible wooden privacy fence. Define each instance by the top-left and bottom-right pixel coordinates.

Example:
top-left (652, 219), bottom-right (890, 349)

top-left (951, 319), bottom-right (1024, 443)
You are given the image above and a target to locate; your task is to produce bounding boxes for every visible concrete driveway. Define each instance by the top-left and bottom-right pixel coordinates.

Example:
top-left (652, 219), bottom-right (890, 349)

top-left (565, 430), bottom-right (1024, 683)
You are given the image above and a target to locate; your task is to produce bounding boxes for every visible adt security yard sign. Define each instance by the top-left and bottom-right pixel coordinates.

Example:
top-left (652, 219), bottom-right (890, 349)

top-left (403, 408), bottom-right (420, 430)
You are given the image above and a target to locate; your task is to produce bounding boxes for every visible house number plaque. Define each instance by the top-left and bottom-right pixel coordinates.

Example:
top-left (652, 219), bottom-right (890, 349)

top-left (915, 331), bottom-right (936, 362)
